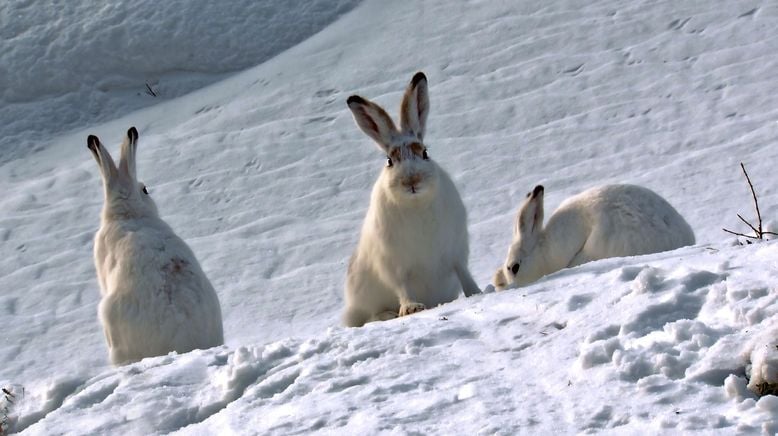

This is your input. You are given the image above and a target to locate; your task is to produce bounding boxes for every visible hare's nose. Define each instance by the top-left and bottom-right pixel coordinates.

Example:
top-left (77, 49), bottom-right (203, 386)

top-left (403, 174), bottom-right (422, 187)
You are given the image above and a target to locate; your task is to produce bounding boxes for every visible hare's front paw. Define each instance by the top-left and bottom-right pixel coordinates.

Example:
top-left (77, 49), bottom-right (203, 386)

top-left (399, 302), bottom-right (426, 317)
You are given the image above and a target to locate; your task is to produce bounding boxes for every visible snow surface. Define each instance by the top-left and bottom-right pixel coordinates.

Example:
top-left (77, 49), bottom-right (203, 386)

top-left (2, 0), bottom-right (778, 434)
top-left (0, 0), bottom-right (359, 163)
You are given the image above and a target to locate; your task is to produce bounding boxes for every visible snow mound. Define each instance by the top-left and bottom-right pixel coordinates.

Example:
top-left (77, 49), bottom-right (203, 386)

top-left (10, 243), bottom-right (778, 434)
top-left (0, 0), bottom-right (360, 160)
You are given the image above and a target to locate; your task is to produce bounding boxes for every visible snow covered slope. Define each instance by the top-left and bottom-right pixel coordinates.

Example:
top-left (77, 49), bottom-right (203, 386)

top-left (13, 244), bottom-right (778, 434)
top-left (0, 0), bottom-right (360, 162)
top-left (2, 0), bottom-right (778, 434)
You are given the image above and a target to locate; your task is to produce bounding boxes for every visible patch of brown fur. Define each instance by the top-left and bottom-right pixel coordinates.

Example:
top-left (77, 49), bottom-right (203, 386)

top-left (402, 173), bottom-right (422, 189)
top-left (408, 142), bottom-right (425, 157)
top-left (388, 142), bottom-right (426, 164)
top-left (160, 257), bottom-right (190, 303)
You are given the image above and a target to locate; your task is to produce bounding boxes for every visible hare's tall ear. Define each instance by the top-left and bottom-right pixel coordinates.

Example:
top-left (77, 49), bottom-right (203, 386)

top-left (87, 134), bottom-right (119, 182)
top-left (400, 72), bottom-right (429, 140)
top-left (515, 185), bottom-right (545, 237)
top-left (119, 127), bottom-right (139, 180)
top-left (347, 96), bottom-right (398, 152)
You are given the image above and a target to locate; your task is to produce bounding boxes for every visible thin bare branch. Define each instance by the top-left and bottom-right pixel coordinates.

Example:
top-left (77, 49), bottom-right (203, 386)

top-left (722, 228), bottom-right (761, 239)
top-left (724, 163), bottom-right (774, 241)
top-left (737, 214), bottom-right (760, 234)
top-left (740, 162), bottom-right (763, 236)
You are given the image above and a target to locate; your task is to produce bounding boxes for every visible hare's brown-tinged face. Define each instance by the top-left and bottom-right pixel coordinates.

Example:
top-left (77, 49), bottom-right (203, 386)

top-left (87, 127), bottom-right (159, 220)
top-left (347, 72), bottom-right (439, 200)
top-left (382, 139), bottom-right (439, 199)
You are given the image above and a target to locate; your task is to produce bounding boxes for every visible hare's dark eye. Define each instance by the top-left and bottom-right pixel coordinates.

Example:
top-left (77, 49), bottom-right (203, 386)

top-left (386, 157), bottom-right (393, 168)
top-left (510, 263), bottom-right (520, 275)
top-left (422, 149), bottom-right (429, 160)
top-left (142, 186), bottom-right (149, 195)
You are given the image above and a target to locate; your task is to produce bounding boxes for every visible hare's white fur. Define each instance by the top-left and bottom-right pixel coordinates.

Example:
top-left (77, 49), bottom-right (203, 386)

top-left (343, 72), bottom-right (480, 327)
top-left (89, 128), bottom-right (224, 365)
top-left (494, 184), bottom-right (695, 290)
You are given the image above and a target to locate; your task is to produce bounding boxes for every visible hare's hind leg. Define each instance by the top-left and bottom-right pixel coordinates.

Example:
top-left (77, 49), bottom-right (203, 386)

top-left (342, 306), bottom-right (371, 327)
top-left (347, 308), bottom-right (402, 325)
top-left (373, 309), bottom-right (401, 321)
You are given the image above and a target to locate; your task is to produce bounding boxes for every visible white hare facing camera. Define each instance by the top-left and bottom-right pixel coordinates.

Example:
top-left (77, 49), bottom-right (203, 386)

top-left (342, 72), bottom-right (481, 327)
top-left (88, 127), bottom-right (224, 365)
top-left (494, 184), bottom-right (695, 290)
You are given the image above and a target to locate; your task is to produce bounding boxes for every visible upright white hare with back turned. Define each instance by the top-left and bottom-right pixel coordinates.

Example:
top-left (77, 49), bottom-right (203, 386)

top-left (342, 72), bottom-right (481, 327)
top-left (88, 127), bottom-right (224, 365)
top-left (494, 184), bottom-right (695, 290)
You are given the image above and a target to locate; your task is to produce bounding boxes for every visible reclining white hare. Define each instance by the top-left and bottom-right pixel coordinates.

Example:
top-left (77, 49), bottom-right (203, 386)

top-left (494, 184), bottom-right (695, 290)
top-left (88, 127), bottom-right (224, 365)
top-left (342, 72), bottom-right (481, 327)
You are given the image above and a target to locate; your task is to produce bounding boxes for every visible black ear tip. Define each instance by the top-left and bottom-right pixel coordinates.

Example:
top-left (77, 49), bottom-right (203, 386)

top-left (347, 95), bottom-right (366, 106)
top-left (87, 135), bottom-right (100, 149)
top-left (127, 127), bottom-right (138, 142)
top-left (411, 72), bottom-right (427, 86)
top-left (532, 185), bottom-right (544, 198)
